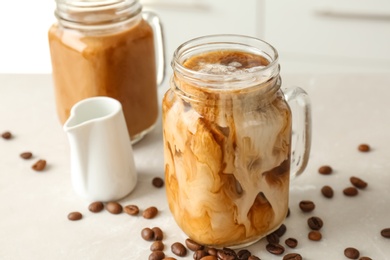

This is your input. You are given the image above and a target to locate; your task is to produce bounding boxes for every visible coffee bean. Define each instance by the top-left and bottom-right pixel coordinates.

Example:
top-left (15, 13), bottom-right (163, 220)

top-left (217, 248), bottom-right (236, 260)
top-left (143, 206), bottom-right (158, 219)
top-left (299, 200), bottom-right (315, 212)
top-left (285, 237), bottom-right (298, 248)
top-left (248, 256), bottom-right (261, 260)
top-left (358, 144), bottom-right (370, 152)
top-left (106, 201), bottom-right (122, 214)
top-left (193, 249), bottom-right (208, 260)
top-left (206, 247), bottom-right (218, 256)
top-left (20, 152), bottom-right (33, 159)
top-left (1, 131), bottom-right (12, 139)
top-left (237, 249), bottom-right (251, 259)
top-left (124, 204), bottom-right (139, 216)
top-left (150, 241), bottom-right (164, 251)
top-left (67, 211), bottom-right (82, 221)
top-left (88, 201), bottom-right (104, 213)
top-left (283, 253), bottom-right (302, 260)
top-left (318, 165), bottom-right (332, 175)
top-left (266, 243), bottom-right (285, 255)
top-left (307, 216), bottom-right (323, 230)
top-left (152, 227), bottom-right (163, 240)
top-left (152, 177), bottom-right (164, 188)
top-left (266, 232), bottom-right (279, 244)
top-left (141, 227), bottom-right (155, 241)
top-left (185, 238), bottom-right (204, 251)
top-left (321, 185), bottom-right (334, 198)
top-left (350, 176), bottom-right (367, 189)
top-left (32, 159), bottom-right (46, 171)
top-left (344, 247), bottom-right (360, 259)
top-left (359, 257), bottom-right (372, 260)
top-left (274, 224), bottom-right (287, 237)
top-left (171, 242), bottom-right (187, 257)
top-left (308, 230), bottom-right (322, 241)
top-left (381, 228), bottom-right (390, 238)
top-left (149, 250), bottom-right (165, 260)
top-left (343, 187), bottom-right (359, 196)
top-left (162, 258), bottom-right (176, 260)
top-left (199, 256), bottom-right (217, 260)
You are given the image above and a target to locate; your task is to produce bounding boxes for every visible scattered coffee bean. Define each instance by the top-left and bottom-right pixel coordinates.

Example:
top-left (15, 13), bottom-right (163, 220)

top-left (307, 216), bottom-right (324, 230)
top-left (350, 176), bottom-right (368, 189)
top-left (67, 211), bottom-right (82, 221)
top-left (88, 201), bottom-right (104, 213)
top-left (381, 228), bottom-right (390, 238)
top-left (106, 201), bottom-right (122, 214)
top-left (199, 256), bottom-right (217, 260)
top-left (20, 152), bottom-right (33, 159)
top-left (237, 249), bottom-right (251, 259)
top-left (32, 159), bottom-right (46, 171)
top-left (171, 242), bottom-right (187, 257)
top-left (152, 227), bottom-right (163, 240)
top-left (150, 241), bottom-right (164, 251)
top-left (143, 206), bottom-right (158, 219)
top-left (149, 250), bottom-right (165, 260)
top-left (344, 247), bottom-right (360, 259)
top-left (1, 131), bottom-right (12, 139)
top-left (321, 185), bottom-right (334, 198)
top-left (193, 249), bottom-right (208, 259)
top-left (318, 165), bottom-right (332, 175)
top-left (152, 177), bottom-right (164, 188)
top-left (266, 243), bottom-right (285, 255)
top-left (266, 232), bottom-right (280, 244)
top-left (285, 237), bottom-right (298, 248)
top-left (299, 200), bottom-right (315, 212)
top-left (358, 144), bottom-right (370, 152)
top-left (206, 247), bottom-right (218, 256)
top-left (283, 253), bottom-right (302, 260)
top-left (308, 230), bottom-right (322, 241)
top-left (274, 224), bottom-right (287, 237)
top-left (162, 258), bottom-right (176, 260)
top-left (185, 238), bottom-right (203, 251)
top-left (343, 187), bottom-right (359, 196)
top-left (359, 257), bottom-right (372, 260)
top-left (248, 256), bottom-right (260, 260)
top-left (124, 204), bottom-right (139, 216)
top-left (217, 248), bottom-right (236, 260)
top-left (141, 227), bottom-right (155, 241)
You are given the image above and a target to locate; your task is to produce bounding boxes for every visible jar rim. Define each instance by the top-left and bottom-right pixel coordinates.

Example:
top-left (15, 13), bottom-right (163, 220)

top-left (171, 34), bottom-right (280, 90)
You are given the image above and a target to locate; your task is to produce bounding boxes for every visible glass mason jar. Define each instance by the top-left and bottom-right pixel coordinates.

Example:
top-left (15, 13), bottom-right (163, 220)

top-left (162, 35), bottom-right (311, 248)
top-left (48, 0), bottom-right (165, 143)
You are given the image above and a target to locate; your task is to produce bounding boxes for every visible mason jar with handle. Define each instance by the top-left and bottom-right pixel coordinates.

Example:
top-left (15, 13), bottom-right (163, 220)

top-left (162, 34), bottom-right (311, 248)
top-left (49, 0), bottom-right (165, 143)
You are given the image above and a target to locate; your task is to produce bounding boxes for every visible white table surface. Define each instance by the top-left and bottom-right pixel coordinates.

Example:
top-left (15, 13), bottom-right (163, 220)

top-left (0, 73), bottom-right (389, 260)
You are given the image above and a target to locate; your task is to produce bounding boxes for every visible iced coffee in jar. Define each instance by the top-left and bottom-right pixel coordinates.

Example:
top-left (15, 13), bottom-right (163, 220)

top-left (162, 35), bottom-right (311, 248)
top-left (49, 0), bottom-right (164, 143)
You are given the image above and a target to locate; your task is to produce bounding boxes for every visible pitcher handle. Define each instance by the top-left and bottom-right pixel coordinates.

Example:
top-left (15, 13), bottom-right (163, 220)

top-left (142, 11), bottom-right (166, 86)
top-left (284, 87), bottom-right (312, 178)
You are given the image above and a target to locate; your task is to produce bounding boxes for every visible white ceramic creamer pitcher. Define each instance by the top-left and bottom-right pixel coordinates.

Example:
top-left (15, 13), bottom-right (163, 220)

top-left (64, 96), bottom-right (137, 202)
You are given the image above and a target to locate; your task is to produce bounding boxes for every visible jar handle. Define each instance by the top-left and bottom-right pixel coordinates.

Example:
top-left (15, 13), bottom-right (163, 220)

top-left (284, 87), bottom-right (312, 178)
top-left (142, 11), bottom-right (166, 86)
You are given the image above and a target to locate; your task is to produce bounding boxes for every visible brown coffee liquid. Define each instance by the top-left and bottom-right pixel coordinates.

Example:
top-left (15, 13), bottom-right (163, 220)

top-left (49, 18), bottom-right (158, 138)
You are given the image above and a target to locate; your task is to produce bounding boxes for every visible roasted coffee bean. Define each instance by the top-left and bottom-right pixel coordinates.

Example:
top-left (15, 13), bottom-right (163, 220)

top-left (32, 159), bottom-right (46, 171)
top-left (344, 247), bottom-right (360, 259)
top-left (171, 242), bottom-right (187, 257)
top-left (307, 216), bottom-right (323, 230)
top-left (274, 224), bottom-right (287, 237)
top-left (1, 131), bottom-right (12, 139)
top-left (217, 248), bottom-right (236, 260)
top-left (266, 233), bottom-right (280, 244)
top-left (162, 258), bottom-right (176, 260)
top-left (237, 249), bottom-right (251, 259)
top-left (143, 206), bottom-right (158, 219)
top-left (358, 144), bottom-right (370, 152)
top-left (285, 237), bottom-right (298, 248)
top-left (283, 253), bottom-right (302, 260)
top-left (124, 204), bottom-right (139, 215)
top-left (265, 243), bottom-right (285, 255)
top-left (308, 230), bottom-right (322, 241)
top-left (20, 152), bottom-right (33, 159)
top-left (88, 201), bottom-right (104, 213)
top-left (185, 238), bottom-right (203, 251)
top-left (150, 241), bottom-right (164, 251)
top-left (248, 256), bottom-right (261, 260)
top-left (318, 165), bottom-right (332, 175)
top-left (359, 257), bottom-right (372, 260)
top-left (381, 228), bottom-right (390, 238)
top-left (200, 256), bottom-right (217, 260)
top-left (299, 200), bottom-right (315, 212)
top-left (152, 227), bottom-right (163, 240)
top-left (350, 176), bottom-right (368, 189)
top-left (152, 177), bottom-right (164, 188)
top-left (206, 247), bottom-right (218, 256)
top-left (343, 187), bottom-right (359, 196)
top-left (149, 250), bottom-right (165, 260)
top-left (67, 211), bottom-right (82, 221)
top-left (106, 201), bottom-right (122, 214)
top-left (141, 227), bottom-right (155, 241)
top-left (193, 249), bottom-right (208, 260)
top-left (321, 185), bottom-right (334, 198)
